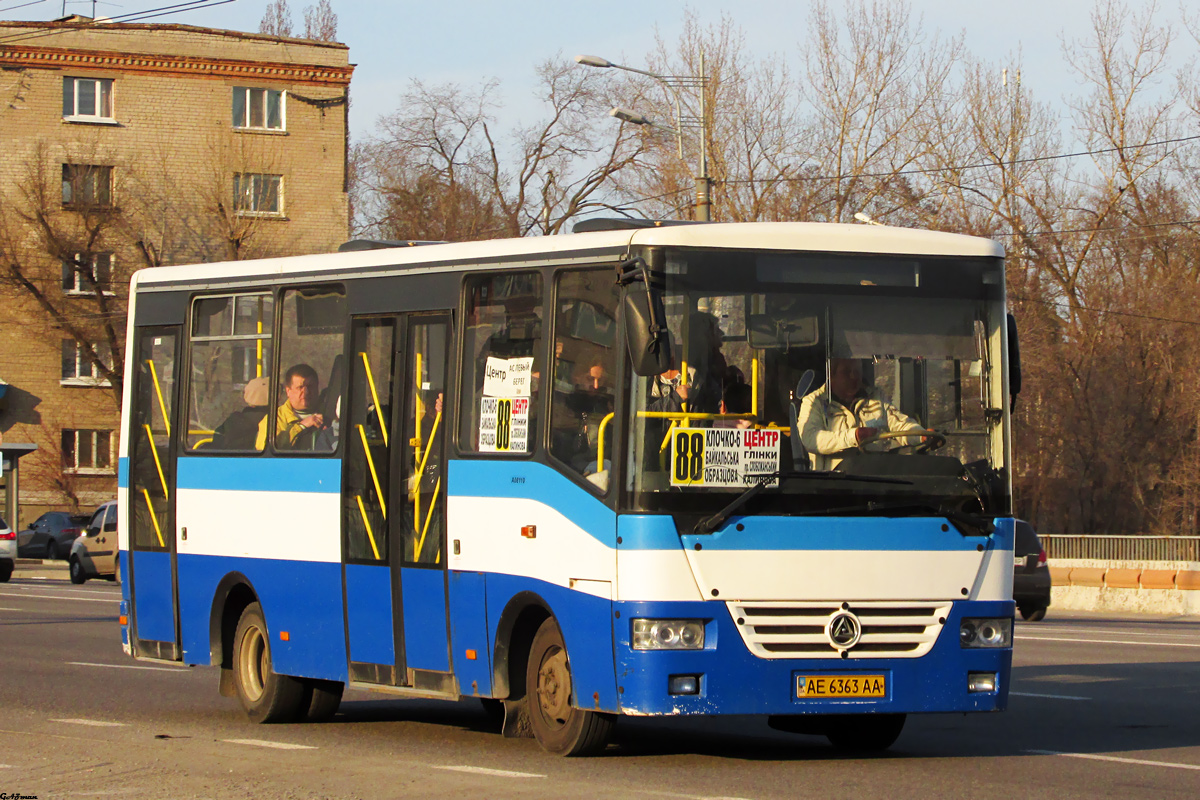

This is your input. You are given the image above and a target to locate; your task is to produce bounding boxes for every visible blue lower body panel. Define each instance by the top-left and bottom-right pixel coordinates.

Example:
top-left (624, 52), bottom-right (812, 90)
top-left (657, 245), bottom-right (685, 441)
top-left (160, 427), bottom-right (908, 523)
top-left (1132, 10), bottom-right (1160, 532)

top-left (345, 563), bottom-right (394, 665)
top-left (448, 571), bottom-right (492, 695)
top-left (401, 568), bottom-right (450, 672)
top-left (613, 599), bottom-right (1013, 716)
top-left (175, 553), bottom-right (348, 682)
top-left (131, 550), bottom-right (175, 644)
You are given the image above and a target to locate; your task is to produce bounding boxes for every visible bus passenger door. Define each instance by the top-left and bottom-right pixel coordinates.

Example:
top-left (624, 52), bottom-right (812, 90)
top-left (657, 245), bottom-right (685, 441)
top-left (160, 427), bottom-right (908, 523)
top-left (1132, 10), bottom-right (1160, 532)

top-left (343, 317), bottom-right (402, 684)
top-left (342, 314), bottom-right (452, 689)
top-left (397, 315), bottom-right (453, 689)
top-left (128, 326), bottom-right (182, 661)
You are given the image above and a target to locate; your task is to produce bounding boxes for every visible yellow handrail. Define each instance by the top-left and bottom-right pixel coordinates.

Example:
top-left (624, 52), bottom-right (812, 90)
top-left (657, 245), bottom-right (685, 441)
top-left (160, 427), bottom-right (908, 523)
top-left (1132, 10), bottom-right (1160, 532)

top-left (595, 412), bottom-right (615, 467)
top-left (360, 351), bottom-right (388, 447)
top-left (147, 359), bottom-right (170, 436)
top-left (144, 424), bottom-right (169, 500)
top-left (357, 424), bottom-right (387, 520)
top-left (412, 411), bottom-right (442, 531)
top-left (141, 488), bottom-right (166, 548)
top-left (413, 475), bottom-right (441, 562)
top-left (354, 495), bottom-right (382, 560)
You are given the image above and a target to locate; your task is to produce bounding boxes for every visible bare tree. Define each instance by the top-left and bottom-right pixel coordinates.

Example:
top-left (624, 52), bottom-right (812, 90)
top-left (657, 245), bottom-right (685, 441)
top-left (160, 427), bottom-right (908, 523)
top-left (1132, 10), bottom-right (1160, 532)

top-left (354, 57), bottom-right (647, 240)
top-left (259, 0), bottom-right (294, 37)
top-left (0, 140), bottom-right (127, 401)
top-left (303, 0), bottom-right (338, 42)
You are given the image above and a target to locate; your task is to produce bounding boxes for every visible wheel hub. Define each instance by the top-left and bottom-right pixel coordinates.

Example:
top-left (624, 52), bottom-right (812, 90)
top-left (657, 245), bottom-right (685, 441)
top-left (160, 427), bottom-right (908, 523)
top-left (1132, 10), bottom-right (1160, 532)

top-left (536, 647), bottom-right (571, 723)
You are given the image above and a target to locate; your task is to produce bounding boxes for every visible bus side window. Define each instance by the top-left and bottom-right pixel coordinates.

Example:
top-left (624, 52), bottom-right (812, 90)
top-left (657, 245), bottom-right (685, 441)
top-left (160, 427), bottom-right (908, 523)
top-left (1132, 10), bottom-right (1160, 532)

top-left (271, 285), bottom-right (346, 454)
top-left (549, 269), bottom-right (617, 490)
top-left (185, 293), bottom-right (274, 453)
top-left (459, 272), bottom-right (543, 454)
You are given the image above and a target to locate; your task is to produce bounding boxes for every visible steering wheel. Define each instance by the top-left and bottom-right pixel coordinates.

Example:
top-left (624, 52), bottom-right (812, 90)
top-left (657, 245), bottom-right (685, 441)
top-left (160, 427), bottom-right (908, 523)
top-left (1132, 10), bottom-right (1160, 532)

top-left (860, 429), bottom-right (947, 454)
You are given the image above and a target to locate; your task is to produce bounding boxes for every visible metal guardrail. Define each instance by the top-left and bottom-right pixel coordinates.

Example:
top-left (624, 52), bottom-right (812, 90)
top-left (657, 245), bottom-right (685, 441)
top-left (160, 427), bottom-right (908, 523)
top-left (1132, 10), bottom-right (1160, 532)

top-left (1041, 535), bottom-right (1200, 562)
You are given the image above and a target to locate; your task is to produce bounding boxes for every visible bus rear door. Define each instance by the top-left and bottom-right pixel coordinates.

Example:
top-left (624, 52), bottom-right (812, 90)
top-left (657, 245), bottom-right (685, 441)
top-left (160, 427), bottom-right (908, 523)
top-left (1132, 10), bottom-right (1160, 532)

top-left (127, 326), bottom-right (182, 661)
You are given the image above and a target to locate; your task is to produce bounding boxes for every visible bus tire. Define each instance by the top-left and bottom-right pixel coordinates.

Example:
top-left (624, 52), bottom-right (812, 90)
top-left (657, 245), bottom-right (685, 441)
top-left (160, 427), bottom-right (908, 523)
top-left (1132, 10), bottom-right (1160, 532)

top-left (525, 617), bottom-right (614, 756)
top-left (825, 714), bottom-right (906, 752)
top-left (300, 679), bottom-right (344, 722)
top-left (232, 602), bottom-right (305, 724)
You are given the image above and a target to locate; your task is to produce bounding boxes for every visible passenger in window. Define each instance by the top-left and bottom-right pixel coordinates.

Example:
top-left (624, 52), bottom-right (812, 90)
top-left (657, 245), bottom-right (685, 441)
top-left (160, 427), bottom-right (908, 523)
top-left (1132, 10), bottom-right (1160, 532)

top-left (715, 382), bottom-right (754, 430)
top-left (797, 358), bottom-right (923, 470)
top-left (209, 376), bottom-right (270, 450)
top-left (257, 363), bottom-right (329, 450)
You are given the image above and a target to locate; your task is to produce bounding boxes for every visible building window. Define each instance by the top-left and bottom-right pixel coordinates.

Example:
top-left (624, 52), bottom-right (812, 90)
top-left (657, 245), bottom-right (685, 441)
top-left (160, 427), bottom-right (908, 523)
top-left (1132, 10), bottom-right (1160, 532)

top-left (62, 165), bottom-right (113, 207)
top-left (61, 341), bottom-right (112, 386)
top-left (62, 429), bottom-right (114, 473)
top-left (232, 87), bottom-right (284, 130)
top-left (63, 77), bottom-right (114, 121)
top-left (233, 173), bottom-right (282, 215)
top-left (61, 253), bottom-right (113, 295)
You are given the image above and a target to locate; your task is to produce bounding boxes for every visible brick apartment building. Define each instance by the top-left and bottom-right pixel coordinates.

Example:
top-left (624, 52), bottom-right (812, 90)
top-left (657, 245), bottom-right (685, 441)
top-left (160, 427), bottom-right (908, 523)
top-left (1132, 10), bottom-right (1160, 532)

top-left (0, 17), bottom-right (354, 531)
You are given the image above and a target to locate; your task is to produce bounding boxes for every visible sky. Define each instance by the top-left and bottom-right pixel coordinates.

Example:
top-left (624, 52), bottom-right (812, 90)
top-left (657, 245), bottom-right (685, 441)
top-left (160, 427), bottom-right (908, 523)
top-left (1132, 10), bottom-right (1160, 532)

top-left (0, 0), bottom-right (1191, 145)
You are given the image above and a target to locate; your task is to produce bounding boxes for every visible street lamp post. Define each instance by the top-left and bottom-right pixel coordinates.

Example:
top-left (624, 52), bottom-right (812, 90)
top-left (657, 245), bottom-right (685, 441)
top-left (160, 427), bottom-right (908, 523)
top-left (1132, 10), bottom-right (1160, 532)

top-left (575, 53), bottom-right (712, 221)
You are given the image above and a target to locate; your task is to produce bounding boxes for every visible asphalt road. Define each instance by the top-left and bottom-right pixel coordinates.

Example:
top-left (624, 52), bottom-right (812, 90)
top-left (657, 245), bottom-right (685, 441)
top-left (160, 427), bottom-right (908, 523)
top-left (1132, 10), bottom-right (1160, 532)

top-left (1, 574), bottom-right (1198, 799)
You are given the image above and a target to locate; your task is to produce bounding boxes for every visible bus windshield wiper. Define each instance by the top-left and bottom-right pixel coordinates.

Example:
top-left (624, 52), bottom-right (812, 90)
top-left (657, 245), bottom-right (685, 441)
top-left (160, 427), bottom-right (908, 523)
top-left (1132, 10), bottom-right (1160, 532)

top-left (792, 500), bottom-right (996, 537)
top-left (692, 471), bottom-right (913, 535)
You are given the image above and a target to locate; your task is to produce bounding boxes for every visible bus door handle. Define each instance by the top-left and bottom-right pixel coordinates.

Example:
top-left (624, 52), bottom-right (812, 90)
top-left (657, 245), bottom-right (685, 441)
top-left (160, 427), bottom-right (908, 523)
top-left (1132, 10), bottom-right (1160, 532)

top-left (181, 527), bottom-right (188, 541)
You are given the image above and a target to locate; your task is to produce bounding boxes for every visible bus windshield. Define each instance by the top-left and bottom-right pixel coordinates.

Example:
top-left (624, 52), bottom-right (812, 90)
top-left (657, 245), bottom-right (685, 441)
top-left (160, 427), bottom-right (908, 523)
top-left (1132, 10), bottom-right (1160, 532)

top-left (625, 247), bottom-right (1008, 518)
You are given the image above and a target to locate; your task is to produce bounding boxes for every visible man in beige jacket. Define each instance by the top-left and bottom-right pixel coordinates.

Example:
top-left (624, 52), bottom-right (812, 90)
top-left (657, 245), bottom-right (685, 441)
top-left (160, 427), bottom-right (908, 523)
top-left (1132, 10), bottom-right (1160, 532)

top-left (798, 358), bottom-right (924, 470)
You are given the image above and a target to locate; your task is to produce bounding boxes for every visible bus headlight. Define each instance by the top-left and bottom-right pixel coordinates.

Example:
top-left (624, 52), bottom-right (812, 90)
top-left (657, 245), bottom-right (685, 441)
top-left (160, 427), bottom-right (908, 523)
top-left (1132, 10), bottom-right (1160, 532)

top-left (959, 618), bottom-right (1012, 648)
top-left (632, 619), bottom-right (706, 650)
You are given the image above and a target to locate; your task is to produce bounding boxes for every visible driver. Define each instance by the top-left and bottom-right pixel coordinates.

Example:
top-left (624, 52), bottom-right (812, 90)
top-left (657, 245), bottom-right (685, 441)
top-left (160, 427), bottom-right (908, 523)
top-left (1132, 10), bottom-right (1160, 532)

top-left (797, 358), bottom-right (924, 470)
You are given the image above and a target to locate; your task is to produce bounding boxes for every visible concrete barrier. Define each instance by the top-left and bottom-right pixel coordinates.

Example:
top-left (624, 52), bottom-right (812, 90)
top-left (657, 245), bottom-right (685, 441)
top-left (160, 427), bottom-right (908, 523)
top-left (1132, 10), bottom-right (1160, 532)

top-left (1140, 569), bottom-right (1177, 590)
top-left (1104, 568), bottom-right (1141, 589)
top-left (1049, 559), bottom-right (1200, 615)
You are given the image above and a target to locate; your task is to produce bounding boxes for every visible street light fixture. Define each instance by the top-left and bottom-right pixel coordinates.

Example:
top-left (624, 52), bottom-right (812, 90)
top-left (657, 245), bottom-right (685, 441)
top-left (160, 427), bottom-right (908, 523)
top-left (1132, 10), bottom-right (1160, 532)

top-left (575, 53), bottom-right (712, 221)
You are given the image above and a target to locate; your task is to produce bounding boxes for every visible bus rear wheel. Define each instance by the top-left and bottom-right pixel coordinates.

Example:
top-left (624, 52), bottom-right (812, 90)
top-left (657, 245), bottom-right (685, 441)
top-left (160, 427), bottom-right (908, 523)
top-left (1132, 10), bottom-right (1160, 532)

top-left (232, 602), bottom-right (305, 723)
top-left (825, 714), bottom-right (906, 752)
top-left (525, 618), bottom-right (614, 756)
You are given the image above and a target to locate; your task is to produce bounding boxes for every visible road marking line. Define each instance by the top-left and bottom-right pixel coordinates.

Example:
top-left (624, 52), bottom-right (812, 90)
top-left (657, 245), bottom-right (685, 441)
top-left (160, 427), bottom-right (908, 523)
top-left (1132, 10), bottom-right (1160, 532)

top-left (68, 661), bottom-right (186, 672)
top-left (1016, 635), bottom-right (1200, 648)
top-left (1010, 691), bottom-right (1090, 700)
top-left (52, 718), bottom-right (127, 727)
top-left (0, 592), bottom-right (117, 604)
top-left (0, 607), bottom-right (22, 611)
top-left (0, 764), bottom-right (13, 768)
top-left (1026, 749), bottom-right (1200, 771)
top-left (10, 585), bottom-right (119, 596)
top-left (223, 739), bottom-right (316, 750)
top-left (435, 766), bottom-right (546, 779)
top-left (1034, 626), bottom-right (1200, 638)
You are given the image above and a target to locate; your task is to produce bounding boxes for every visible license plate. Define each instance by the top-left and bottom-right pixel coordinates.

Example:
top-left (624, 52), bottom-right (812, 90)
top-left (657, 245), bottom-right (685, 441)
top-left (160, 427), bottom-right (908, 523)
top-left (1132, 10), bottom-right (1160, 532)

top-left (796, 674), bottom-right (886, 699)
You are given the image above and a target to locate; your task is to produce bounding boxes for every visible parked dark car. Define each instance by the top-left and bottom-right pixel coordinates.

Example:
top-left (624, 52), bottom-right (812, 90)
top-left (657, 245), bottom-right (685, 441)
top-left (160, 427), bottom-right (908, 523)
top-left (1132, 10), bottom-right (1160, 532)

top-left (17, 511), bottom-right (90, 560)
top-left (1014, 520), bottom-right (1051, 621)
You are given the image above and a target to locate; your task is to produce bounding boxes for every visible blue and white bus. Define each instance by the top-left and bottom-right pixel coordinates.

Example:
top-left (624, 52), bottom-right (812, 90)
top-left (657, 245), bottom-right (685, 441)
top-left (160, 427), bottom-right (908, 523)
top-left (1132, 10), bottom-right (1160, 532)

top-left (118, 221), bottom-right (1016, 755)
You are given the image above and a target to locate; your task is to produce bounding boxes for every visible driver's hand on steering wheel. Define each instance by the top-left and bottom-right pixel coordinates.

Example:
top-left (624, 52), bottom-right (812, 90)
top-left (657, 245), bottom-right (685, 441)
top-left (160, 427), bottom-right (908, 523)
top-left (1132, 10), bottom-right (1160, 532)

top-left (854, 427), bottom-right (878, 445)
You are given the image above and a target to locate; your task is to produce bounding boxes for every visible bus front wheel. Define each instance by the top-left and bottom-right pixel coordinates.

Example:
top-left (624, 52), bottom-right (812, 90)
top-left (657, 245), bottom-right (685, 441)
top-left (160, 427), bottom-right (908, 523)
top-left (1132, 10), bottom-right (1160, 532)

top-left (232, 602), bottom-right (305, 723)
top-left (525, 618), bottom-right (614, 756)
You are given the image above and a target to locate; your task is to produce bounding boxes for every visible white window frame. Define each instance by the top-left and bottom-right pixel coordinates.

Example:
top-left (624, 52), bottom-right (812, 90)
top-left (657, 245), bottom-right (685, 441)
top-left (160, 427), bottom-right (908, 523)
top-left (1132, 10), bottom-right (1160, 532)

top-left (61, 340), bottom-right (112, 387)
top-left (61, 429), bottom-right (115, 475)
top-left (62, 252), bottom-right (114, 296)
top-left (233, 173), bottom-right (284, 216)
top-left (63, 76), bottom-right (115, 123)
top-left (232, 87), bottom-right (286, 131)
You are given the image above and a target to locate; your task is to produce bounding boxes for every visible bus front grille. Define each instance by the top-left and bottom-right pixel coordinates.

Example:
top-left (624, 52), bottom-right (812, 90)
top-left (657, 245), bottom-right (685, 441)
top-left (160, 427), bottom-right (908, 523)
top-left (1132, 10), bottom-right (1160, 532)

top-left (726, 601), bottom-right (953, 659)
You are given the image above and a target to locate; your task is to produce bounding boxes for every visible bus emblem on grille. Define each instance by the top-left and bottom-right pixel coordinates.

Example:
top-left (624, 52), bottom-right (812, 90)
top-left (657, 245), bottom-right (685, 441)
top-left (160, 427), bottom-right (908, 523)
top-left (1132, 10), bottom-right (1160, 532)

top-left (826, 612), bottom-right (862, 650)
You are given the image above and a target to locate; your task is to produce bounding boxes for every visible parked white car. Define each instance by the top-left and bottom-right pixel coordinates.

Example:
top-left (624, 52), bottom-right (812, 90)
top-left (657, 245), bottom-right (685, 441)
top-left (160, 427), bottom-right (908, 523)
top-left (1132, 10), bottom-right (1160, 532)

top-left (0, 513), bottom-right (15, 582)
top-left (69, 500), bottom-right (119, 584)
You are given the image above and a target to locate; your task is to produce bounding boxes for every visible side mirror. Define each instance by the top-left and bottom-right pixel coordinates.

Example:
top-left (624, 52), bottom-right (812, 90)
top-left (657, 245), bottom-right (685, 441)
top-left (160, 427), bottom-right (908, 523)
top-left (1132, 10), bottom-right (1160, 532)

top-left (1006, 313), bottom-right (1021, 409)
